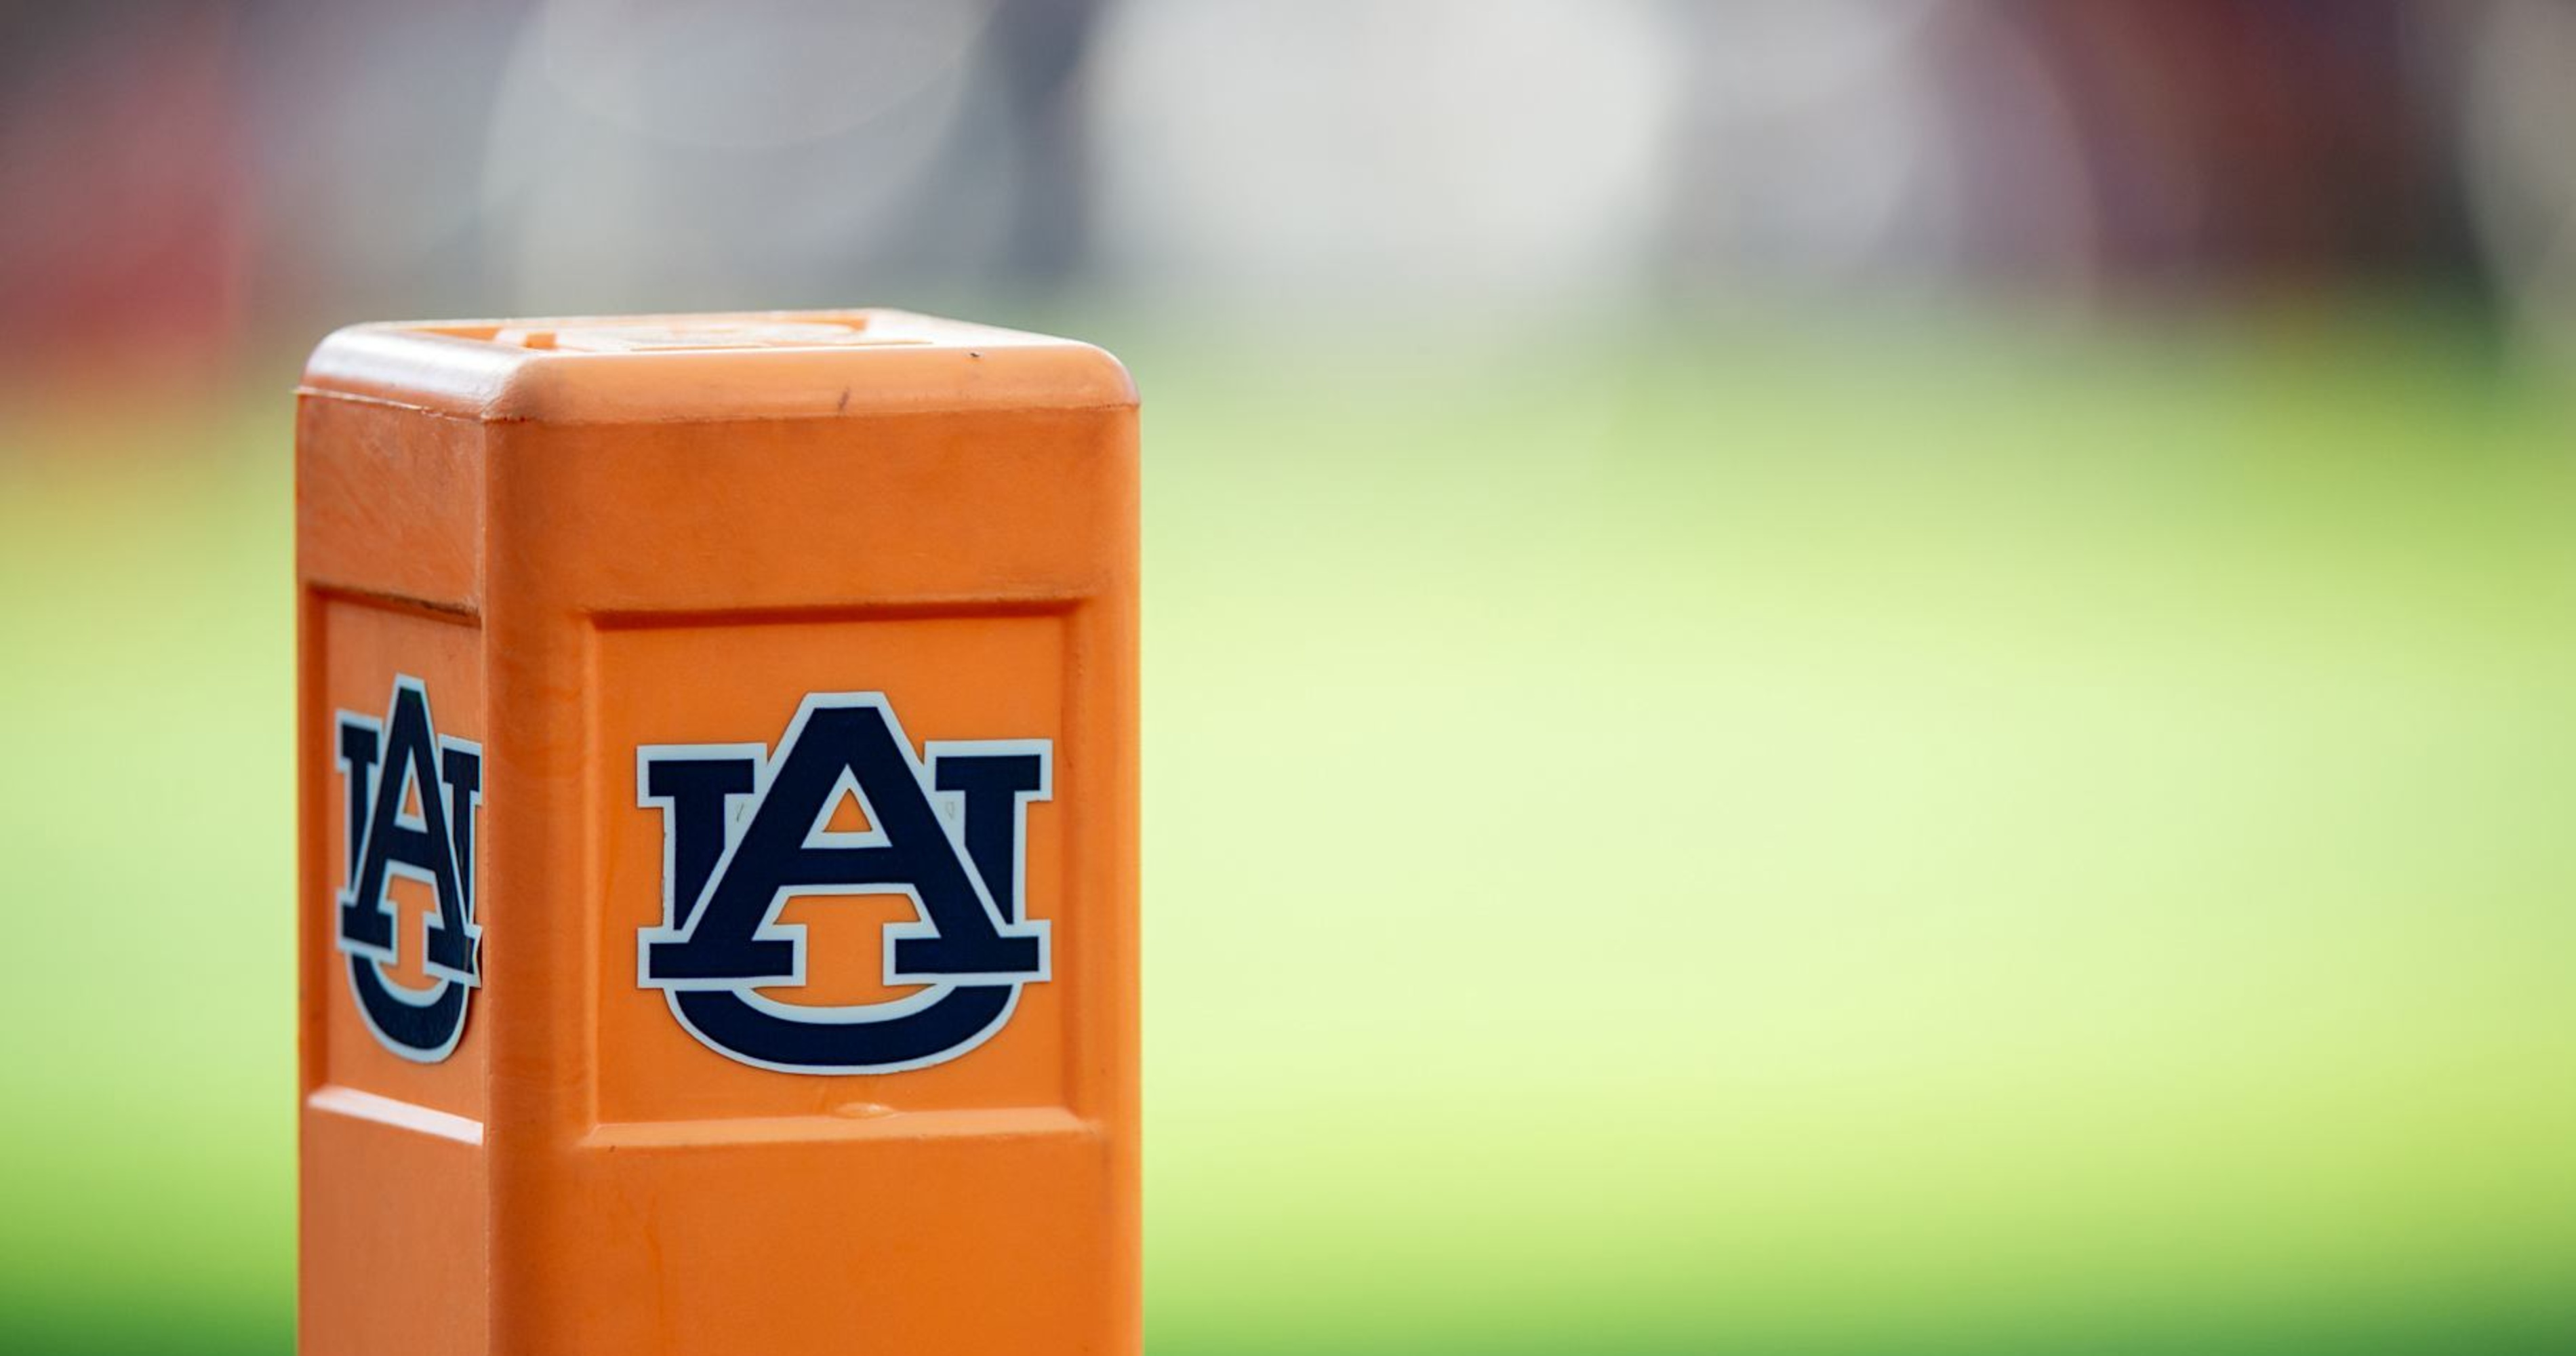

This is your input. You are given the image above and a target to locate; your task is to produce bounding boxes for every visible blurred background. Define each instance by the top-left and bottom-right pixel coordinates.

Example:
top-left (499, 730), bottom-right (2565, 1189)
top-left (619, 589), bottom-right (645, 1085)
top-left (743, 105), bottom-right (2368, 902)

top-left (5, 1), bottom-right (2575, 1353)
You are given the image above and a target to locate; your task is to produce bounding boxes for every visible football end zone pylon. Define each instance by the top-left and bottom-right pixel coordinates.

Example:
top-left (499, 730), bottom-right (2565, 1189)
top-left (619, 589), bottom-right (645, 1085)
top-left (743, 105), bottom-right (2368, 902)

top-left (295, 313), bottom-right (1139, 1355)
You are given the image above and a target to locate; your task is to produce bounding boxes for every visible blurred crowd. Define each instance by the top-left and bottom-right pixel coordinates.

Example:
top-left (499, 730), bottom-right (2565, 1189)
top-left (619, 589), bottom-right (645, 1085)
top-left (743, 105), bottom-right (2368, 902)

top-left (3, 0), bottom-right (2573, 396)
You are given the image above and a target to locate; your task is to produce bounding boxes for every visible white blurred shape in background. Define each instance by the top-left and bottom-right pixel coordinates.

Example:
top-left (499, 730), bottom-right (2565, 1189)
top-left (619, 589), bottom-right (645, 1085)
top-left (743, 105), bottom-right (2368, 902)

top-left (1085, 0), bottom-right (1684, 306)
top-left (481, 0), bottom-right (1005, 312)
top-left (252, 5), bottom-right (505, 292)
top-left (1666, 0), bottom-right (2095, 298)
top-left (1670, 0), bottom-right (1955, 281)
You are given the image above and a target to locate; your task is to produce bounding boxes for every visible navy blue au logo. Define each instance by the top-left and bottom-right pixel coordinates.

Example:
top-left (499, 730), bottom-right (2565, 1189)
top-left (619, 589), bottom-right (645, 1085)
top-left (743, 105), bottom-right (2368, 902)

top-left (336, 676), bottom-right (483, 1062)
top-left (638, 693), bottom-right (1051, 1074)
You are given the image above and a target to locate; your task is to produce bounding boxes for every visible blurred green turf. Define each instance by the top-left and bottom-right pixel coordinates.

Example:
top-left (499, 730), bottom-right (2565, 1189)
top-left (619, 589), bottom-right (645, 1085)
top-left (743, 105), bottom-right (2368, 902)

top-left (2, 311), bottom-right (2571, 1353)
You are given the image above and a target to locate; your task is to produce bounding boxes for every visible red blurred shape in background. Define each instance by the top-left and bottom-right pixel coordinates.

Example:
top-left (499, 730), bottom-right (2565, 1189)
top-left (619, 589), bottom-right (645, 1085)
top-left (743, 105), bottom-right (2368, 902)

top-left (0, 4), bottom-right (254, 402)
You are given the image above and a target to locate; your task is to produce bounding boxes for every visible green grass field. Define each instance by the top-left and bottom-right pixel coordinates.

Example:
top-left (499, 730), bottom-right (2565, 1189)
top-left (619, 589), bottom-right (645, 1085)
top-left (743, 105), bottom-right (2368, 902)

top-left (4, 309), bottom-right (2573, 1353)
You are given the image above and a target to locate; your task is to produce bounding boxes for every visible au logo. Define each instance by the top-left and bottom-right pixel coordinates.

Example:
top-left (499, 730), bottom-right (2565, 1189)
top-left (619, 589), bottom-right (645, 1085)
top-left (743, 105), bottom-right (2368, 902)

top-left (638, 693), bottom-right (1052, 1074)
top-left (336, 676), bottom-right (483, 1062)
